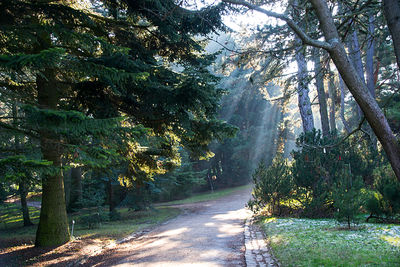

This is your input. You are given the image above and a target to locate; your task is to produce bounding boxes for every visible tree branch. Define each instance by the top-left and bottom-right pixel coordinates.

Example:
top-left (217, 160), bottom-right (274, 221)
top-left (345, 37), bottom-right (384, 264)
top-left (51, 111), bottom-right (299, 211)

top-left (221, 0), bottom-right (333, 50)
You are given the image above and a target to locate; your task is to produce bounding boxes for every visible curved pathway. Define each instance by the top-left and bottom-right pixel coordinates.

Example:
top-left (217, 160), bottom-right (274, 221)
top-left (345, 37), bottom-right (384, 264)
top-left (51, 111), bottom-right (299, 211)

top-left (83, 186), bottom-right (277, 266)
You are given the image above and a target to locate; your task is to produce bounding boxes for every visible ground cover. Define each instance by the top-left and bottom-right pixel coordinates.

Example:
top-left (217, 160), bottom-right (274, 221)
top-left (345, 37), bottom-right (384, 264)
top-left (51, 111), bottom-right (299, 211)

top-left (261, 217), bottom-right (400, 267)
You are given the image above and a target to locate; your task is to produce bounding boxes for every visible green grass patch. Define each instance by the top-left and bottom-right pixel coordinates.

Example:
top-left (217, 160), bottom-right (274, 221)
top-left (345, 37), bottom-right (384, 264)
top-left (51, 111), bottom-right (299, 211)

top-left (160, 184), bottom-right (251, 205)
top-left (0, 203), bottom-right (40, 229)
top-left (261, 217), bottom-right (400, 267)
top-left (0, 204), bottom-right (180, 245)
top-left (71, 206), bottom-right (180, 240)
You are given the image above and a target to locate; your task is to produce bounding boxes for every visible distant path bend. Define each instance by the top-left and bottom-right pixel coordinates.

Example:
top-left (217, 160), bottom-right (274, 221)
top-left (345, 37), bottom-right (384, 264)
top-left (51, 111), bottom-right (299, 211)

top-left (86, 186), bottom-right (252, 266)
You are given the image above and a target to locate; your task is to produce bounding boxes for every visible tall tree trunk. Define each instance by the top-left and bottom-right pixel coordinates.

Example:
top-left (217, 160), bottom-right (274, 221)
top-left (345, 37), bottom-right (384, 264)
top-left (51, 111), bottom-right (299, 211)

top-left (108, 178), bottom-right (115, 213)
top-left (311, 0), bottom-right (400, 182)
top-left (366, 14), bottom-right (375, 98)
top-left (339, 75), bottom-right (351, 133)
top-left (365, 12), bottom-right (378, 150)
top-left (327, 66), bottom-right (337, 133)
top-left (349, 30), bottom-right (366, 120)
top-left (383, 0), bottom-right (400, 70)
top-left (64, 166), bottom-right (71, 210)
top-left (69, 167), bottom-right (82, 210)
top-left (35, 70), bottom-right (70, 247)
top-left (295, 38), bottom-right (315, 133)
top-left (19, 180), bottom-right (33, 226)
top-left (12, 101), bottom-right (33, 226)
top-left (313, 48), bottom-right (330, 137)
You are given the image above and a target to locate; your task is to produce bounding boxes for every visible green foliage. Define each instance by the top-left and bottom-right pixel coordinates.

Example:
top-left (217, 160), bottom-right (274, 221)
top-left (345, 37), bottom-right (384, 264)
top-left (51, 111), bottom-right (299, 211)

top-left (366, 164), bottom-right (400, 220)
top-left (0, 0), bottom-right (235, 245)
top-left (248, 156), bottom-right (293, 215)
top-left (78, 175), bottom-right (106, 208)
top-left (153, 150), bottom-right (207, 202)
top-left (291, 130), bottom-right (367, 217)
top-left (121, 186), bottom-right (154, 211)
top-left (78, 210), bottom-right (104, 229)
top-left (108, 209), bottom-right (121, 221)
top-left (332, 167), bottom-right (364, 228)
top-left (248, 130), bottom-right (387, 220)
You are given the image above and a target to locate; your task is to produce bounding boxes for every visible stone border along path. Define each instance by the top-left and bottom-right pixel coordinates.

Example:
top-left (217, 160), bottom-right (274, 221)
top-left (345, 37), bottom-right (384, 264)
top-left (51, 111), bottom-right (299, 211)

top-left (244, 218), bottom-right (279, 267)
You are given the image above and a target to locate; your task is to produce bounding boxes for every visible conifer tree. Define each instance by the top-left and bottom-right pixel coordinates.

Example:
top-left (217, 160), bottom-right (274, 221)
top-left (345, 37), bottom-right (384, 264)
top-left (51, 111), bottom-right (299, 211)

top-left (0, 0), bottom-right (234, 246)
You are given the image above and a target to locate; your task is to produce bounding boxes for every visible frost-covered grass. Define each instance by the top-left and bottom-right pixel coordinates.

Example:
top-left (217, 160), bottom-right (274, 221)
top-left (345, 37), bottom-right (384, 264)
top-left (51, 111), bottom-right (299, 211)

top-left (261, 217), bottom-right (400, 267)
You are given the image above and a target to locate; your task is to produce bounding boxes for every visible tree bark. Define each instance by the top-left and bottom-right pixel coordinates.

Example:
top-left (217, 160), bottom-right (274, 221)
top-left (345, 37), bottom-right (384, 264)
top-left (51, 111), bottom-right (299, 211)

top-left (64, 167), bottom-right (71, 210)
top-left (383, 0), bottom-right (400, 70)
top-left (366, 13), bottom-right (375, 98)
top-left (365, 12), bottom-right (378, 150)
top-left (339, 74), bottom-right (351, 133)
top-left (35, 70), bottom-right (70, 247)
top-left (310, 0), bottom-right (400, 181)
top-left (69, 167), bottom-right (82, 210)
top-left (13, 102), bottom-right (33, 226)
top-left (108, 178), bottom-right (115, 213)
top-left (19, 180), bottom-right (33, 226)
top-left (313, 48), bottom-right (330, 137)
top-left (349, 30), bottom-right (365, 120)
top-left (295, 37), bottom-right (315, 133)
top-left (327, 66), bottom-right (337, 133)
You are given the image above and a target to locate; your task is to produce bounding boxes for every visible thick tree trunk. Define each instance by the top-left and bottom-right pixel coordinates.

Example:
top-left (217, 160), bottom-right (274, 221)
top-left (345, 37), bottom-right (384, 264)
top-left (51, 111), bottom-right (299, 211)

top-left (313, 48), bottom-right (330, 137)
top-left (35, 70), bottom-right (70, 247)
top-left (327, 66), bottom-right (337, 133)
top-left (383, 0), bottom-right (400, 70)
top-left (295, 37), bottom-right (315, 133)
top-left (311, 0), bottom-right (400, 181)
top-left (339, 75), bottom-right (351, 133)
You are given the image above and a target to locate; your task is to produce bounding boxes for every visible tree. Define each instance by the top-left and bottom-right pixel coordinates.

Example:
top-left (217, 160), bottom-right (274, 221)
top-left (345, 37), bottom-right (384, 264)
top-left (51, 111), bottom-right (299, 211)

top-left (221, 0), bottom-right (400, 181)
top-left (313, 48), bottom-right (330, 137)
top-left (0, 0), bottom-right (234, 246)
top-left (383, 0), bottom-right (400, 70)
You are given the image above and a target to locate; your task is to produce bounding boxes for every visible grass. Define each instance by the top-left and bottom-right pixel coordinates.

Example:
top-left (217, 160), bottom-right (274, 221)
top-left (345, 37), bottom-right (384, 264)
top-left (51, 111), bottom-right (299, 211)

top-left (160, 184), bottom-right (251, 205)
top-left (71, 206), bottom-right (180, 240)
top-left (260, 217), bottom-right (400, 267)
top-left (0, 204), bottom-right (40, 229)
top-left (0, 203), bottom-right (179, 245)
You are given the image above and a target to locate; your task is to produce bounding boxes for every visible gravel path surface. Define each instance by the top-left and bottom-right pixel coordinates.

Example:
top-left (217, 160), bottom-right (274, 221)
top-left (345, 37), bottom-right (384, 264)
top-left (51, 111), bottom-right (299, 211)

top-left (84, 187), bottom-right (254, 266)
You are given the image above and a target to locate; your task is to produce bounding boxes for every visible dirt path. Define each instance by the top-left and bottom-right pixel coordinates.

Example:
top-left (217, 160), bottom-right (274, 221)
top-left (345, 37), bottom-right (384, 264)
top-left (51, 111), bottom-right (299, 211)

top-left (84, 186), bottom-right (252, 266)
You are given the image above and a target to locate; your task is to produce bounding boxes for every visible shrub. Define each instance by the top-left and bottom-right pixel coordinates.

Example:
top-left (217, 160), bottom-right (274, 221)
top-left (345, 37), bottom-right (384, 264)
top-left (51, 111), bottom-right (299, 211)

top-left (366, 164), bottom-right (400, 221)
top-left (332, 166), bottom-right (364, 228)
top-left (291, 130), bottom-right (367, 217)
top-left (248, 155), bottom-right (293, 215)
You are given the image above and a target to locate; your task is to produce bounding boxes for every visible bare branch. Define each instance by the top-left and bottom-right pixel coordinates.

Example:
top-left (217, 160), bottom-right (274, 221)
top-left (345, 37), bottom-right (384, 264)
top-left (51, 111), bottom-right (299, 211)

top-left (221, 0), bottom-right (333, 50)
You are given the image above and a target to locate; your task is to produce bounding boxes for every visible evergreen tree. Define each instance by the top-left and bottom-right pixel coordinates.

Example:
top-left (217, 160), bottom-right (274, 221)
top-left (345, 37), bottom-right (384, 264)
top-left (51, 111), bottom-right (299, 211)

top-left (0, 0), bottom-right (234, 246)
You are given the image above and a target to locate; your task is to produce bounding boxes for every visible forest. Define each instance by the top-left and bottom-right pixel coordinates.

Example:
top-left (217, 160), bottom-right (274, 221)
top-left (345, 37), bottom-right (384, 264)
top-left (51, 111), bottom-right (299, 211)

top-left (0, 0), bottom-right (399, 266)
